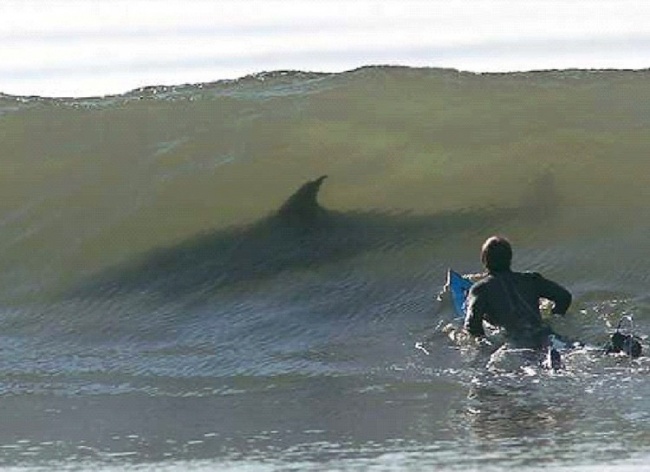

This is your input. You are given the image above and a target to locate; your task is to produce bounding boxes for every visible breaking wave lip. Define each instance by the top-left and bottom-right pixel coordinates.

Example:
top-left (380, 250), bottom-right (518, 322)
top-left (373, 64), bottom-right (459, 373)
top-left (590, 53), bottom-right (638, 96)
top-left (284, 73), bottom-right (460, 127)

top-left (3, 65), bottom-right (650, 100)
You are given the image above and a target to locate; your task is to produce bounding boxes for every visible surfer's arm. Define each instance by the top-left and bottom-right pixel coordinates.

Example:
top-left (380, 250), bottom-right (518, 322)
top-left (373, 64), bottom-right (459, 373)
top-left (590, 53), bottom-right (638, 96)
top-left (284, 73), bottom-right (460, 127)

top-left (464, 287), bottom-right (486, 337)
top-left (534, 274), bottom-right (572, 315)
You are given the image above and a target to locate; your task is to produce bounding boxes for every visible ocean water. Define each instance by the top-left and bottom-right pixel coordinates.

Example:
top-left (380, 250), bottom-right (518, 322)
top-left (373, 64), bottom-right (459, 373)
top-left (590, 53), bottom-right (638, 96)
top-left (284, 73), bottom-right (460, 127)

top-left (0, 67), bottom-right (650, 470)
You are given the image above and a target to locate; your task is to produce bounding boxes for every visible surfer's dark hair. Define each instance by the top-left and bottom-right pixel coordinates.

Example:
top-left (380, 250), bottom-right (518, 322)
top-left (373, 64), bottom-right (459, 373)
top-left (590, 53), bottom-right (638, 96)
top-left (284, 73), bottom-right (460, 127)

top-left (481, 236), bottom-right (512, 272)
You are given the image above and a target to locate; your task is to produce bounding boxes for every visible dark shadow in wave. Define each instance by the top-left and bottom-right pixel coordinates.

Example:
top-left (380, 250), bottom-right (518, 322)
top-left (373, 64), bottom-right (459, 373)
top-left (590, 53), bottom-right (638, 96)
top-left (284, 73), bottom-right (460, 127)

top-left (69, 174), bottom-right (558, 299)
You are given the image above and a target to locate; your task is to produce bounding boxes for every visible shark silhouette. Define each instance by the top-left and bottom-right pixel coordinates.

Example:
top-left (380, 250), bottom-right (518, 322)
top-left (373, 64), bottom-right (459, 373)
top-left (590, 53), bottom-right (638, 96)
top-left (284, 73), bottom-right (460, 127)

top-left (71, 175), bottom-right (556, 298)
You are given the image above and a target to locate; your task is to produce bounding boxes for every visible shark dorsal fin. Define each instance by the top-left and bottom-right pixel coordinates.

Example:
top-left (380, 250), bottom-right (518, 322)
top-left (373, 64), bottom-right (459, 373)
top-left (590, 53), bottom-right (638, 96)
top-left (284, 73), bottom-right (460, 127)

top-left (277, 175), bottom-right (328, 222)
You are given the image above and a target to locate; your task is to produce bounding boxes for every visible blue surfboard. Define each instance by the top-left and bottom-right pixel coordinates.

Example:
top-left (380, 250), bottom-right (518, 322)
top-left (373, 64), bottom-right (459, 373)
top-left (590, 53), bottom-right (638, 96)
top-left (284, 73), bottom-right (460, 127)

top-left (447, 269), bottom-right (473, 319)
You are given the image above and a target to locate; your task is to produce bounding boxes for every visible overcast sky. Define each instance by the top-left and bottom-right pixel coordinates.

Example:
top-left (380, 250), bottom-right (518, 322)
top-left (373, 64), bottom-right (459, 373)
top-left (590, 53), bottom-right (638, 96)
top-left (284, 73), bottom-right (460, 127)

top-left (2, 0), bottom-right (650, 97)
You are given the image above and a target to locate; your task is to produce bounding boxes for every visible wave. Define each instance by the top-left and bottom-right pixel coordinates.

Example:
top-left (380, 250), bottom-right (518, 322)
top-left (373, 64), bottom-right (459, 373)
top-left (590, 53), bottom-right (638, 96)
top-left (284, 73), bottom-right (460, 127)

top-left (0, 67), bottom-right (649, 365)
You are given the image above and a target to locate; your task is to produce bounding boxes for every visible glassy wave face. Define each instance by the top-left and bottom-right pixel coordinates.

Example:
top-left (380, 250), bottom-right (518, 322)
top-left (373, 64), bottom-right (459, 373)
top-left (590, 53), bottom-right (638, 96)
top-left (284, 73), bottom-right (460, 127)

top-left (0, 67), bottom-right (650, 470)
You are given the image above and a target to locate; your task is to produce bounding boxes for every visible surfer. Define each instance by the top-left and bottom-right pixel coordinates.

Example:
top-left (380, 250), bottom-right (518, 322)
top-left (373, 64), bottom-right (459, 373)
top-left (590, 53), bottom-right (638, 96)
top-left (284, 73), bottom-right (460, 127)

top-left (463, 236), bottom-right (572, 350)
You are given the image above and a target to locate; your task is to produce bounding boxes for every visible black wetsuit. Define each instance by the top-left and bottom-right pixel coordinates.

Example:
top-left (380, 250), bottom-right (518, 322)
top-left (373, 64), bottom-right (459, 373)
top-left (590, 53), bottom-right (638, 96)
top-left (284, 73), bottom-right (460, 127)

top-left (463, 270), bottom-right (572, 349)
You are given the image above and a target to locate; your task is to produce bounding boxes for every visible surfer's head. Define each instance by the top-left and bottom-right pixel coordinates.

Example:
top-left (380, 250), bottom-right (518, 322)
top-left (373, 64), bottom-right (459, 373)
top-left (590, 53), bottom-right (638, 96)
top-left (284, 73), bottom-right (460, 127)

top-left (481, 236), bottom-right (512, 272)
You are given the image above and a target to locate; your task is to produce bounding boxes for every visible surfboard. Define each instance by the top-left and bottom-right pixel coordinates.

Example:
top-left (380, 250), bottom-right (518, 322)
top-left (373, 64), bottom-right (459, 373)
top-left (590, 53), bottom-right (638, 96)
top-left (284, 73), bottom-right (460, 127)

top-left (447, 269), bottom-right (473, 319)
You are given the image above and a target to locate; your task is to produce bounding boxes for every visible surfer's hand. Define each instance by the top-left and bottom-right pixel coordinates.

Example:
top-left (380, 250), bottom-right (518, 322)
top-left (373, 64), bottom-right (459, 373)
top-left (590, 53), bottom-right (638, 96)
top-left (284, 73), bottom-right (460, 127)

top-left (465, 272), bottom-right (486, 283)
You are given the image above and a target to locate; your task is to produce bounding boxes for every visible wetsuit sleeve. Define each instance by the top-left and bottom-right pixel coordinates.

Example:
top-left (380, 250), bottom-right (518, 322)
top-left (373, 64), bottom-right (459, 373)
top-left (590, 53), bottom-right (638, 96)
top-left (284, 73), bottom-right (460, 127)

top-left (464, 285), bottom-right (486, 337)
top-left (534, 273), bottom-right (572, 315)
